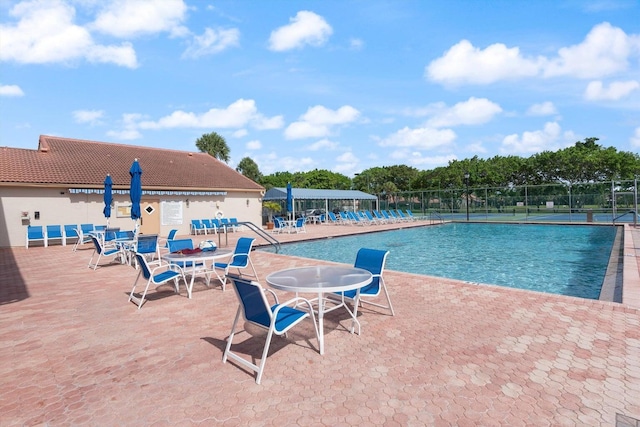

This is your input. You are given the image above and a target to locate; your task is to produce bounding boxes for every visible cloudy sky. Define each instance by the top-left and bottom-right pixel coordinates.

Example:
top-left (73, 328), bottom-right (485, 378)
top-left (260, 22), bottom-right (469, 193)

top-left (1, 0), bottom-right (639, 176)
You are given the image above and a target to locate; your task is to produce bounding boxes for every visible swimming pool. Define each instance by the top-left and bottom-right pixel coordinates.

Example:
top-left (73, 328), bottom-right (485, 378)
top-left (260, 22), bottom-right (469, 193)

top-left (266, 223), bottom-right (618, 299)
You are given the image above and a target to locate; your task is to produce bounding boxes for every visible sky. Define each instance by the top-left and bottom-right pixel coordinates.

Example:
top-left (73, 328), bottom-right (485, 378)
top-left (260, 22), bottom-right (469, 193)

top-left (1, 0), bottom-right (639, 177)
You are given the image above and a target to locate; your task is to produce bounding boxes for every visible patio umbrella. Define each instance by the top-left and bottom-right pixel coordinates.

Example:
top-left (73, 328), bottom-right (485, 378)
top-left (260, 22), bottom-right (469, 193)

top-left (286, 182), bottom-right (293, 219)
top-left (129, 159), bottom-right (142, 225)
top-left (103, 174), bottom-right (112, 225)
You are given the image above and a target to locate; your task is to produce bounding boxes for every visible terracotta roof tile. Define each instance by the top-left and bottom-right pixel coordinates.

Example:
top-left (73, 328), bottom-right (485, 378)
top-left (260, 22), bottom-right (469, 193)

top-left (0, 135), bottom-right (264, 192)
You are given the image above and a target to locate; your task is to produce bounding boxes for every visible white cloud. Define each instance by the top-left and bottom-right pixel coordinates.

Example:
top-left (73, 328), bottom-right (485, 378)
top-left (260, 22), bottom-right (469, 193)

top-left (106, 128), bottom-right (142, 140)
top-left (336, 151), bottom-right (358, 163)
top-left (307, 139), bottom-right (339, 151)
top-left (232, 129), bottom-right (248, 138)
top-left (334, 152), bottom-right (359, 174)
top-left (501, 122), bottom-right (576, 154)
top-left (427, 22), bottom-right (640, 85)
top-left (271, 156), bottom-right (316, 173)
top-left (426, 40), bottom-right (543, 85)
top-left (252, 114), bottom-right (284, 130)
top-left (138, 99), bottom-right (278, 130)
top-left (285, 105), bottom-right (360, 139)
top-left (72, 109), bottom-right (104, 125)
top-left (584, 80), bottom-right (640, 100)
top-left (379, 126), bottom-right (457, 150)
top-left (631, 127), bottom-right (640, 148)
top-left (0, 84), bottom-right (24, 96)
top-left (182, 27), bottom-right (240, 59)
top-left (543, 22), bottom-right (640, 79)
top-left (107, 113), bottom-right (144, 140)
top-left (349, 38), bottom-right (364, 50)
top-left (246, 140), bottom-right (262, 150)
top-left (268, 11), bottom-right (333, 51)
top-left (526, 102), bottom-right (557, 116)
top-left (0, 0), bottom-right (138, 68)
top-left (388, 151), bottom-right (458, 167)
top-left (90, 0), bottom-right (188, 38)
top-left (426, 97), bottom-right (502, 127)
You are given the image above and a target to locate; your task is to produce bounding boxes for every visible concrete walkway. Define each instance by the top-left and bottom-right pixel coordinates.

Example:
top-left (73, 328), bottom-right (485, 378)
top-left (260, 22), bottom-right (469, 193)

top-left (1, 221), bottom-right (639, 426)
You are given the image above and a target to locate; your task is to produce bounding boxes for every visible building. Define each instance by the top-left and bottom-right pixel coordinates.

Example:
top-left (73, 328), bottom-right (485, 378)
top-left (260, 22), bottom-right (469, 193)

top-left (0, 135), bottom-right (264, 248)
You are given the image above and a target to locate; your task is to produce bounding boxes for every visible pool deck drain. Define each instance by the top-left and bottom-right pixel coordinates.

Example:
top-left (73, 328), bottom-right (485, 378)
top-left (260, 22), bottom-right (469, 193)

top-left (1, 221), bottom-right (639, 425)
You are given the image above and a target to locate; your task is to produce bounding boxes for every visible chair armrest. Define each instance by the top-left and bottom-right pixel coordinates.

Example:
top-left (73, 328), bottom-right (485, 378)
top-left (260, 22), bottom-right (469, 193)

top-left (274, 296), bottom-right (315, 314)
top-left (263, 288), bottom-right (280, 305)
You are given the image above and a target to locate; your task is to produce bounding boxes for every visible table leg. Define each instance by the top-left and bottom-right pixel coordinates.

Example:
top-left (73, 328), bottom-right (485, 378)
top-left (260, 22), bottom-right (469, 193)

top-left (186, 265), bottom-right (196, 299)
top-left (317, 292), bottom-right (325, 355)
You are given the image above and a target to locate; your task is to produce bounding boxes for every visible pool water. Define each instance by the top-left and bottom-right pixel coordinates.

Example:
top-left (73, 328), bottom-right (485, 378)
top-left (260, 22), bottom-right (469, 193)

top-left (267, 223), bottom-right (617, 299)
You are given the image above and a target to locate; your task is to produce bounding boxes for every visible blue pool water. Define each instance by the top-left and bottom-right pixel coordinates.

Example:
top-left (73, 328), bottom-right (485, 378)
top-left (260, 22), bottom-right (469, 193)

top-left (267, 223), bottom-right (617, 299)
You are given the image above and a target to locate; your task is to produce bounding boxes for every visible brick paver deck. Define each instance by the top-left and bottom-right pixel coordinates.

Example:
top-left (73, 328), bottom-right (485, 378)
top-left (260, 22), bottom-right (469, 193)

top-left (1, 221), bottom-right (639, 426)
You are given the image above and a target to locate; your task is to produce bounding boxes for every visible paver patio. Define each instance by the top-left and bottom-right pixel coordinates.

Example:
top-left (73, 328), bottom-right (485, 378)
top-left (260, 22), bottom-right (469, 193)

top-left (1, 221), bottom-right (639, 426)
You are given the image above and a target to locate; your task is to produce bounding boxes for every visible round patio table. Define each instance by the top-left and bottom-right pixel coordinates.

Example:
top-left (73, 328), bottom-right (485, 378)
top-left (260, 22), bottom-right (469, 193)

top-left (266, 265), bottom-right (372, 355)
top-left (162, 249), bottom-right (232, 298)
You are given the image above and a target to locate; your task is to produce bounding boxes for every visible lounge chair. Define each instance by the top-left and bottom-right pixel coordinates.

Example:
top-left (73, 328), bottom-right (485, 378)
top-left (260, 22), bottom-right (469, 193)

top-left (327, 212), bottom-right (342, 225)
top-left (372, 210), bottom-right (387, 223)
top-left (405, 210), bottom-right (418, 221)
top-left (364, 210), bottom-right (380, 224)
top-left (222, 274), bottom-right (319, 384)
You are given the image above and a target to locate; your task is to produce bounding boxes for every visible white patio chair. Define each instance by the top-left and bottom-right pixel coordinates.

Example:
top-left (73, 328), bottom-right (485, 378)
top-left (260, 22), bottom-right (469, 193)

top-left (223, 274), bottom-right (319, 384)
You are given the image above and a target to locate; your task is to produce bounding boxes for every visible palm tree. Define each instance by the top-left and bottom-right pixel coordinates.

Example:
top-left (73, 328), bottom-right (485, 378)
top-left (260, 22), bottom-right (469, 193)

top-left (196, 131), bottom-right (230, 163)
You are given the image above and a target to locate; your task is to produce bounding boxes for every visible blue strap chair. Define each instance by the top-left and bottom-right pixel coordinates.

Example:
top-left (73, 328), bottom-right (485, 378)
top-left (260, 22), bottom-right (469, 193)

top-left (87, 235), bottom-right (122, 270)
top-left (211, 219), bottom-right (224, 234)
top-left (158, 229), bottom-right (178, 252)
top-left (222, 274), bottom-right (319, 384)
top-left (201, 219), bottom-right (216, 234)
top-left (63, 225), bottom-right (79, 247)
top-left (167, 238), bottom-right (209, 283)
top-left (46, 225), bottom-right (64, 246)
top-left (272, 217), bottom-right (287, 233)
top-left (135, 234), bottom-right (160, 265)
top-left (72, 225), bottom-right (93, 251)
top-left (214, 237), bottom-right (257, 291)
top-left (292, 217), bottom-right (307, 233)
top-left (26, 225), bottom-right (45, 248)
top-left (190, 219), bottom-right (206, 235)
top-left (129, 252), bottom-right (184, 309)
top-left (332, 248), bottom-right (394, 333)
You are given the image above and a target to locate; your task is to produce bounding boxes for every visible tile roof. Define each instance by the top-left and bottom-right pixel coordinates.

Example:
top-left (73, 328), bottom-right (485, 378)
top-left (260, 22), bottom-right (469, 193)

top-left (0, 135), bottom-right (263, 192)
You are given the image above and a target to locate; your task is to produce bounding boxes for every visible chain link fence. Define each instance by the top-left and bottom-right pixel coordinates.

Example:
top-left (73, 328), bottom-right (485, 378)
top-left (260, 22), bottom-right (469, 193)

top-left (372, 179), bottom-right (638, 225)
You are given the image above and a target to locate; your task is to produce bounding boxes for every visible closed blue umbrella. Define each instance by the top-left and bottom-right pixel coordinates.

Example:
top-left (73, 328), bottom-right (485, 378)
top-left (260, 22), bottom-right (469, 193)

top-left (129, 159), bottom-right (142, 223)
top-left (286, 182), bottom-right (293, 218)
top-left (103, 174), bottom-right (112, 223)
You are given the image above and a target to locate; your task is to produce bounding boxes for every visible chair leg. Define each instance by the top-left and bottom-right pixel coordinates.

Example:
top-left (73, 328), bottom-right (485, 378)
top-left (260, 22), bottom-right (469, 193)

top-left (381, 282), bottom-right (395, 316)
top-left (222, 307), bottom-right (242, 363)
top-left (256, 329), bottom-right (275, 385)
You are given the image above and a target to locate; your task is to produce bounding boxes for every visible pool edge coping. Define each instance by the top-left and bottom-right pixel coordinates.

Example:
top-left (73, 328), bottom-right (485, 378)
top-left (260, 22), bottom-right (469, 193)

top-left (623, 224), bottom-right (640, 308)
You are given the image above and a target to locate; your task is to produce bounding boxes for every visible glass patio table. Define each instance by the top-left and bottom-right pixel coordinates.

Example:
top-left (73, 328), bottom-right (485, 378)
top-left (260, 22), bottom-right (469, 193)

top-left (266, 265), bottom-right (372, 355)
top-left (162, 249), bottom-right (232, 298)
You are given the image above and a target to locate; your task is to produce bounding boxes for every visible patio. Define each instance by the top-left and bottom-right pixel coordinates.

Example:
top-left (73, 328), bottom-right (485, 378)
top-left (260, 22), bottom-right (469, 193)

top-left (1, 222), bottom-right (639, 426)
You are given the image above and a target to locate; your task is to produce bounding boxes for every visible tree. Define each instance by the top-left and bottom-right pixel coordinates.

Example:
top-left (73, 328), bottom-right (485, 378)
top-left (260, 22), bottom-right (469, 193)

top-left (195, 131), bottom-right (230, 163)
top-left (236, 157), bottom-right (262, 183)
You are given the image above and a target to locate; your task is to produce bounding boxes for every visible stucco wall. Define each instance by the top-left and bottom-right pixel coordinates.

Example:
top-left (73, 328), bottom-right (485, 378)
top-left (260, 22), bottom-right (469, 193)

top-left (0, 186), bottom-right (263, 248)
